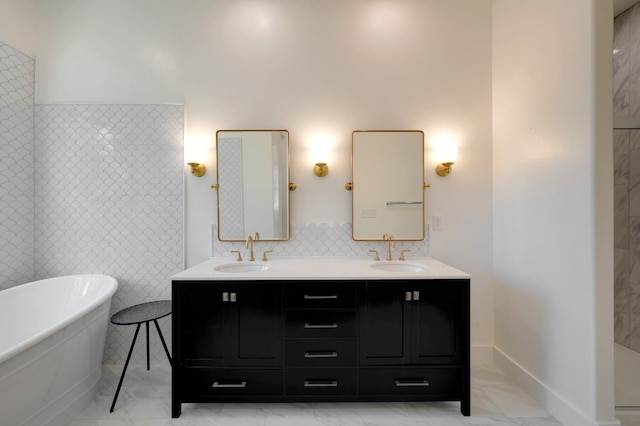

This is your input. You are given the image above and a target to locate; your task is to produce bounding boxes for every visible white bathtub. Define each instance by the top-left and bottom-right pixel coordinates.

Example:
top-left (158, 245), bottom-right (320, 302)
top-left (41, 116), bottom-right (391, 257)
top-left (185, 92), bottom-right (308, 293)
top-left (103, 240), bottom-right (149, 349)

top-left (0, 274), bottom-right (118, 426)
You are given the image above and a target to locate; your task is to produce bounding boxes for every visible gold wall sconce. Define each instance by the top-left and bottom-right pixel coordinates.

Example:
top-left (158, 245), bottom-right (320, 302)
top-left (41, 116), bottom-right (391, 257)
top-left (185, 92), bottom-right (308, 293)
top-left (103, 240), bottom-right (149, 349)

top-left (435, 162), bottom-right (454, 177)
top-left (187, 162), bottom-right (206, 177)
top-left (314, 162), bottom-right (329, 177)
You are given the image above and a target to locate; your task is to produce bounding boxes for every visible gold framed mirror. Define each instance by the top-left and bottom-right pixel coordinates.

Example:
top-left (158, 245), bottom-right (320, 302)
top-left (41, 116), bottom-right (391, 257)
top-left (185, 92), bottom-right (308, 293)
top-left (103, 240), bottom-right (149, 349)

top-left (351, 130), bottom-right (425, 241)
top-left (216, 130), bottom-right (290, 241)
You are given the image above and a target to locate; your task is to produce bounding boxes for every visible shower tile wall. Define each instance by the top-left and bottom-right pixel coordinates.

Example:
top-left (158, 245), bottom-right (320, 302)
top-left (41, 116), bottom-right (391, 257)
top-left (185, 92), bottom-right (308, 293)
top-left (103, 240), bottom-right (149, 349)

top-left (34, 104), bottom-right (184, 364)
top-left (614, 3), bottom-right (640, 350)
top-left (0, 42), bottom-right (35, 290)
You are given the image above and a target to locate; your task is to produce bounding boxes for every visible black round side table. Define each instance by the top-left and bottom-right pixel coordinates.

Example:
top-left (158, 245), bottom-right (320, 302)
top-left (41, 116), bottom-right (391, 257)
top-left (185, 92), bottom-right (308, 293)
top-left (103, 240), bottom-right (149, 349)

top-left (109, 300), bottom-right (172, 413)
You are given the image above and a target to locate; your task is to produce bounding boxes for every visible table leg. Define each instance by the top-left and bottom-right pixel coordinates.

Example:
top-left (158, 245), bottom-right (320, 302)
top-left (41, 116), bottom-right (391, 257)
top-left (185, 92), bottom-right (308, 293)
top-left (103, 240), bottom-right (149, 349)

top-left (110, 323), bottom-right (141, 413)
top-left (146, 321), bottom-right (150, 371)
top-left (153, 319), bottom-right (172, 366)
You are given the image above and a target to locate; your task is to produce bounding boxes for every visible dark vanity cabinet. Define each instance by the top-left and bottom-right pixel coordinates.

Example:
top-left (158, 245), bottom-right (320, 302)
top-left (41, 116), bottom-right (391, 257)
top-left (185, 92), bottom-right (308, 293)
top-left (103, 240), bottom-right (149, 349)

top-left (172, 281), bottom-right (283, 417)
top-left (172, 278), bottom-right (469, 418)
top-left (358, 279), bottom-right (469, 414)
top-left (359, 280), bottom-right (465, 365)
top-left (284, 281), bottom-right (358, 396)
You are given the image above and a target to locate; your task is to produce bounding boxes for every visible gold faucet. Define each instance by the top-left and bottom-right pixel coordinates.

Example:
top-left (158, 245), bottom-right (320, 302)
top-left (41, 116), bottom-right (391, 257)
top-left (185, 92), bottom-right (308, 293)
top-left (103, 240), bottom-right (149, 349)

top-left (399, 249), bottom-right (410, 261)
top-left (246, 232), bottom-right (260, 261)
top-left (383, 234), bottom-right (395, 261)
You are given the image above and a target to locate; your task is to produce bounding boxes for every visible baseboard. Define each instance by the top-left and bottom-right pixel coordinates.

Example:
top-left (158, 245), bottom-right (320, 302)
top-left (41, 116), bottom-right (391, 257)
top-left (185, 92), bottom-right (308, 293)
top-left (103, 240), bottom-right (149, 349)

top-left (493, 346), bottom-right (620, 426)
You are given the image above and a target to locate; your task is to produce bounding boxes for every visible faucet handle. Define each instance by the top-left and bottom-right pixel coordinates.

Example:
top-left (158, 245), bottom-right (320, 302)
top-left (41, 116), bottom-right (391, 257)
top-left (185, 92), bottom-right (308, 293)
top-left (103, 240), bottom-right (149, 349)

top-left (368, 249), bottom-right (380, 261)
top-left (262, 250), bottom-right (273, 261)
top-left (399, 249), bottom-right (411, 261)
top-left (254, 232), bottom-right (260, 240)
top-left (231, 250), bottom-right (243, 261)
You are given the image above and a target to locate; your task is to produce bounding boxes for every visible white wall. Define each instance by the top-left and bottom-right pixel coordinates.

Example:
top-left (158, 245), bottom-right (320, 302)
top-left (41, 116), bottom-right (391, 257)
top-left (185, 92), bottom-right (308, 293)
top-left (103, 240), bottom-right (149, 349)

top-left (32, 0), bottom-right (495, 351)
top-left (0, 0), bottom-right (36, 55)
top-left (492, 1), bottom-right (615, 425)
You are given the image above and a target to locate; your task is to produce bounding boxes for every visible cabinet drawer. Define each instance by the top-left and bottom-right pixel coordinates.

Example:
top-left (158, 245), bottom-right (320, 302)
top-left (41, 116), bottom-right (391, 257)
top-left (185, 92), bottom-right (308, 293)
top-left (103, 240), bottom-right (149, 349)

top-left (181, 368), bottom-right (283, 396)
top-left (359, 367), bottom-right (462, 396)
top-left (285, 282), bottom-right (355, 309)
top-left (285, 340), bottom-right (356, 366)
top-left (286, 311), bottom-right (356, 338)
top-left (285, 368), bottom-right (356, 395)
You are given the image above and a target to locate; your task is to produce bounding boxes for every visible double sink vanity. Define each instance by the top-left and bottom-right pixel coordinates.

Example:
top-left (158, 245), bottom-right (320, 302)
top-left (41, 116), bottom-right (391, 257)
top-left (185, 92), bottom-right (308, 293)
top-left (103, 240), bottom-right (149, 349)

top-left (171, 257), bottom-right (470, 417)
top-left (172, 130), bottom-right (470, 417)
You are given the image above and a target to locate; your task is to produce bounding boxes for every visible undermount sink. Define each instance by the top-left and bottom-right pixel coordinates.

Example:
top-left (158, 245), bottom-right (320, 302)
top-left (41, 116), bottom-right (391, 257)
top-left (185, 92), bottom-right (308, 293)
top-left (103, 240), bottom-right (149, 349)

top-left (214, 263), bottom-right (271, 273)
top-left (369, 262), bottom-right (427, 273)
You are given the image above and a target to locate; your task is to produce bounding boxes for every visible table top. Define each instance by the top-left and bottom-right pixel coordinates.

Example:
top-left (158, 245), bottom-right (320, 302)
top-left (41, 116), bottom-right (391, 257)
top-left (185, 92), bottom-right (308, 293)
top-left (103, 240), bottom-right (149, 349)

top-left (111, 300), bottom-right (172, 325)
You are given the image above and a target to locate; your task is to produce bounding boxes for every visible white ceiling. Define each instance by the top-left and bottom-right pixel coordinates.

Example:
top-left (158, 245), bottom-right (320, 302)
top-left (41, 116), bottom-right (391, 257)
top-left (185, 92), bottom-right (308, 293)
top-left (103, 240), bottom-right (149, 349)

top-left (615, 0), bottom-right (639, 16)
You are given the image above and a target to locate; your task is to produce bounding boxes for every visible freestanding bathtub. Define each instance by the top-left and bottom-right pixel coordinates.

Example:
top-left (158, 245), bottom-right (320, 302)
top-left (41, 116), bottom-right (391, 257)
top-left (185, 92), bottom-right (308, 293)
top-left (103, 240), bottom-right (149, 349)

top-left (0, 274), bottom-right (118, 426)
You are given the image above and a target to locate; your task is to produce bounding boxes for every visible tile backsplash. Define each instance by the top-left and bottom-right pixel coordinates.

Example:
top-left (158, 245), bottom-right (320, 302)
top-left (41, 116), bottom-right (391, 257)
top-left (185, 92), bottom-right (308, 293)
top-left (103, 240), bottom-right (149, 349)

top-left (0, 42), bottom-right (35, 290)
top-left (213, 222), bottom-right (430, 259)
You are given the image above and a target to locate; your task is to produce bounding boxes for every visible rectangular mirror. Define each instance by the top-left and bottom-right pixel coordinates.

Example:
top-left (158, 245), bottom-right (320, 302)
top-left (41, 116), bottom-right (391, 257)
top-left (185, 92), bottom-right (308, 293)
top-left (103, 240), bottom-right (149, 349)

top-left (216, 130), bottom-right (290, 241)
top-left (352, 130), bottom-right (425, 241)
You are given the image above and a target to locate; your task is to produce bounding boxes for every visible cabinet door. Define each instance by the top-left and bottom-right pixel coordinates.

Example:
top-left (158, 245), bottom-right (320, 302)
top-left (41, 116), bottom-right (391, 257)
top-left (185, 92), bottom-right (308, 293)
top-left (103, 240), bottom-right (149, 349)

top-left (411, 281), bottom-right (462, 364)
top-left (230, 282), bottom-right (283, 366)
top-left (180, 283), bottom-right (230, 366)
top-left (359, 281), bottom-right (411, 365)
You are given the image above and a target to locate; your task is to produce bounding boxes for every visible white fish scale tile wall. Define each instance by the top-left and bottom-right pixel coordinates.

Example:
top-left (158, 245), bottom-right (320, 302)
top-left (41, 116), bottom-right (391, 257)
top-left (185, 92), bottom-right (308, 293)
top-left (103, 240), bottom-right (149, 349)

top-left (34, 104), bottom-right (184, 364)
top-left (0, 42), bottom-right (35, 291)
top-left (213, 223), bottom-right (430, 258)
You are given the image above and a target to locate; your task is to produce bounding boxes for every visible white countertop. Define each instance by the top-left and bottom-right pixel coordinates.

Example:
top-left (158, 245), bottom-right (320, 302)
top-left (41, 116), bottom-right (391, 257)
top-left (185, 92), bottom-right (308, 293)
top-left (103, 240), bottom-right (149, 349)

top-left (172, 257), bottom-right (470, 281)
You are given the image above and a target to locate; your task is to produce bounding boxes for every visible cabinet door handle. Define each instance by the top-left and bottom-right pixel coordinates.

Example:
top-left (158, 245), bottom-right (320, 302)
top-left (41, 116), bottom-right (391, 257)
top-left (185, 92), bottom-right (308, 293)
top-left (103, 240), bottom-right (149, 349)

top-left (394, 379), bottom-right (430, 387)
top-left (212, 380), bottom-right (247, 388)
top-left (230, 292), bottom-right (237, 303)
top-left (413, 290), bottom-right (420, 301)
top-left (222, 292), bottom-right (229, 302)
top-left (304, 379), bottom-right (338, 387)
top-left (304, 323), bottom-right (338, 329)
top-left (405, 291), bottom-right (412, 301)
top-left (304, 351), bottom-right (338, 358)
top-left (304, 294), bottom-right (338, 300)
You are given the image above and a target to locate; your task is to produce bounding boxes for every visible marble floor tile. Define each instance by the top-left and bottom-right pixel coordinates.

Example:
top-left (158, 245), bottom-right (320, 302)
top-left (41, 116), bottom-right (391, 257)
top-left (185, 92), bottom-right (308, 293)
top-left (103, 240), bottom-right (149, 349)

top-left (480, 382), bottom-right (548, 418)
top-left (69, 364), bottom-right (562, 426)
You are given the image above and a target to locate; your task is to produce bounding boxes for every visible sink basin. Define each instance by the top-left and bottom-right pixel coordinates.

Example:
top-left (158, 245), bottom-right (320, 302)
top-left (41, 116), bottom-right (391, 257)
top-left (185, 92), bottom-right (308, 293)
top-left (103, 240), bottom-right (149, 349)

top-left (369, 262), bottom-right (427, 273)
top-left (214, 263), bottom-right (271, 273)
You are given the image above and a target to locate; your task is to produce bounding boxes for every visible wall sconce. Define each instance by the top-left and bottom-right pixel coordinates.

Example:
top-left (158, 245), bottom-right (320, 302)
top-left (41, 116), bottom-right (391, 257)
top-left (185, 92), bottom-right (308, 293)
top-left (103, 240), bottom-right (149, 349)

top-left (435, 161), bottom-right (454, 177)
top-left (314, 162), bottom-right (329, 177)
top-left (187, 162), bottom-right (206, 177)
top-left (433, 139), bottom-right (457, 177)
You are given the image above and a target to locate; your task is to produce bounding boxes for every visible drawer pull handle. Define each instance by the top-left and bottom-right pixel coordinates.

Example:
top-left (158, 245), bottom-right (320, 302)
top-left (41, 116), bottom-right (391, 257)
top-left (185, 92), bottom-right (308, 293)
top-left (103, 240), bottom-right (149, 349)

top-left (304, 380), bottom-right (338, 387)
top-left (394, 379), bottom-right (430, 387)
top-left (304, 294), bottom-right (338, 300)
top-left (304, 322), bottom-right (338, 329)
top-left (212, 380), bottom-right (247, 388)
top-left (304, 351), bottom-right (338, 358)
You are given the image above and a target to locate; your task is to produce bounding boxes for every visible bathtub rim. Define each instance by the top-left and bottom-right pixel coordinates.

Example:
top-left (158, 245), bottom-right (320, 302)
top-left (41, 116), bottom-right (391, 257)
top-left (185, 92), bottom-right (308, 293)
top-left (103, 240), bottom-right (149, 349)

top-left (0, 274), bottom-right (118, 365)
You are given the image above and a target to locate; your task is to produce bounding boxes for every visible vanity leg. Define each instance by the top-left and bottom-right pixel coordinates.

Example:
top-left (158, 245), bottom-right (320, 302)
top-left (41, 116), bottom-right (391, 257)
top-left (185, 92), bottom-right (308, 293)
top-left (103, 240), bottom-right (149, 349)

top-left (461, 396), bottom-right (470, 416)
top-left (171, 397), bottom-right (181, 418)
